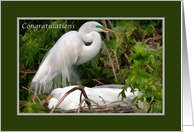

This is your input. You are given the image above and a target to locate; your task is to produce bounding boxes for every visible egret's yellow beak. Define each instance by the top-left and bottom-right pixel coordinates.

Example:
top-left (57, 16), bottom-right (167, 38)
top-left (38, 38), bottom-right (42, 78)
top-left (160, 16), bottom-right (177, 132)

top-left (102, 28), bottom-right (120, 34)
top-left (42, 95), bottom-right (52, 104)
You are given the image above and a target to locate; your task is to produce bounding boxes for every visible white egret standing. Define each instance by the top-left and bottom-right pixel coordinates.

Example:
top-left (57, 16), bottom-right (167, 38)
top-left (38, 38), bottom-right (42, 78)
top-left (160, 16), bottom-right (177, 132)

top-left (31, 21), bottom-right (118, 94)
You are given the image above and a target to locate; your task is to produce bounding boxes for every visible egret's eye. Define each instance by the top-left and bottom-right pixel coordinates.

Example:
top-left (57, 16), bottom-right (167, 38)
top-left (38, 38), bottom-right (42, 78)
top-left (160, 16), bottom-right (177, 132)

top-left (95, 25), bottom-right (104, 29)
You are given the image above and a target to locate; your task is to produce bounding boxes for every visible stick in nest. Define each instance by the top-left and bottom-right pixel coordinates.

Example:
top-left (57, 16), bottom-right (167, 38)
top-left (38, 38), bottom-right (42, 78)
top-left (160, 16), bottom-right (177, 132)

top-left (99, 96), bottom-right (106, 104)
top-left (50, 82), bottom-right (93, 113)
top-left (77, 99), bottom-right (100, 113)
top-left (22, 86), bottom-right (48, 110)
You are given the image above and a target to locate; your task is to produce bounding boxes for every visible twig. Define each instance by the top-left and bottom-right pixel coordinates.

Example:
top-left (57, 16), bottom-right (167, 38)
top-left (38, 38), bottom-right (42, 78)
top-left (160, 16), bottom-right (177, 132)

top-left (111, 49), bottom-right (120, 71)
top-left (50, 87), bottom-right (79, 113)
top-left (146, 65), bottom-right (153, 72)
top-left (100, 99), bottom-right (134, 107)
top-left (95, 76), bottom-right (114, 84)
top-left (101, 20), bottom-right (110, 41)
top-left (50, 82), bottom-right (92, 113)
top-left (78, 99), bottom-right (89, 113)
top-left (42, 95), bottom-right (52, 104)
top-left (77, 99), bottom-right (100, 113)
top-left (104, 44), bottom-right (117, 81)
top-left (79, 92), bottom-right (83, 104)
top-left (99, 96), bottom-right (106, 104)
top-left (77, 82), bottom-right (93, 111)
top-left (144, 36), bottom-right (162, 43)
top-left (22, 86), bottom-right (34, 93)
top-left (22, 86), bottom-right (48, 109)
top-left (123, 53), bottom-right (130, 64)
top-left (19, 102), bottom-right (29, 109)
top-left (20, 71), bottom-right (37, 74)
top-left (31, 95), bottom-right (36, 104)
top-left (150, 25), bottom-right (159, 37)
top-left (92, 79), bottom-right (105, 85)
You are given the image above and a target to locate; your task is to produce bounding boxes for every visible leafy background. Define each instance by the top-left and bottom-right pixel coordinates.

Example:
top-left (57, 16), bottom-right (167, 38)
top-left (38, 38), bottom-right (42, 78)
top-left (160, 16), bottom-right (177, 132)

top-left (19, 19), bottom-right (163, 113)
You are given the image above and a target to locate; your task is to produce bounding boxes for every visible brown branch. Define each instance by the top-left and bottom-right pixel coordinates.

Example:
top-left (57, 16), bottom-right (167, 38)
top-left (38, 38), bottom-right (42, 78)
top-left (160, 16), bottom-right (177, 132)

top-left (104, 44), bottom-right (117, 81)
top-left (22, 86), bottom-right (48, 109)
top-left (50, 82), bottom-right (92, 113)
top-left (77, 99), bottom-right (100, 113)
top-left (19, 102), bottom-right (29, 109)
top-left (92, 79), bottom-right (105, 85)
top-left (22, 86), bottom-right (34, 93)
top-left (146, 65), bottom-right (153, 72)
top-left (20, 71), bottom-right (37, 74)
top-left (31, 95), bottom-right (36, 104)
top-left (79, 92), bottom-right (83, 104)
top-left (95, 76), bottom-right (114, 84)
top-left (50, 87), bottom-right (79, 113)
top-left (111, 49), bottom-right (120, 71)
top-left (42, 95), bottom-right (52, 104)
top-left (144, 36), bottom-right (162, 43)
top-left (123, 53), bottom-right (131, 65)
top-left (100, 99), bottom-right (134, 107)
top-left (99, 96), bottom-right (106, 104)
top-left (78, 99), bottom-right (89, 113)
top-left (101, 20), bottom-right (110, 41)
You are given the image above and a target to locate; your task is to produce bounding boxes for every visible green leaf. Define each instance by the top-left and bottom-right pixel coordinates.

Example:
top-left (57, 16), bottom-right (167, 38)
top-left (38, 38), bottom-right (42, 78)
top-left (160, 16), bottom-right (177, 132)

top-left (135, 104), bottom-right (140, 110)
top-left (131, 96), bottom-right (139, 105)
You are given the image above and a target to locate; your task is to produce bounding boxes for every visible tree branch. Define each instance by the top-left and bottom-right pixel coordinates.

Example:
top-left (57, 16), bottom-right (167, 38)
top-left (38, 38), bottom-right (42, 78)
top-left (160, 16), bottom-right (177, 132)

top-left (111, 49), bottom-right (120, 71)
top-left (22, 86), bottom-right (48, 109)
top-left (50, 82), bottom-right (92, 113)
top-left (101, 20), bottom-right (110, 41)
top-left (104, 44), bottom-right (117, 81)
top-left (93, 79), bottom-right (105, 85)
top-left (77, 98), bottom-right (99, 113)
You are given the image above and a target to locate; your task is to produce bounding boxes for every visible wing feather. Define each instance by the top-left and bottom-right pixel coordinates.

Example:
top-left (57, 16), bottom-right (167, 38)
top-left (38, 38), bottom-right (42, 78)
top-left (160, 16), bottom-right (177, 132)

top-left (31, 31), bottom-right (83, 94)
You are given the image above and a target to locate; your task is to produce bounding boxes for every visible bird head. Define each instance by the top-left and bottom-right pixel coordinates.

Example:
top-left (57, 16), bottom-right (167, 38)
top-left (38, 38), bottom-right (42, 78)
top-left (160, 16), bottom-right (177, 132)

top-left (79, 21), bottom-right (119, 34)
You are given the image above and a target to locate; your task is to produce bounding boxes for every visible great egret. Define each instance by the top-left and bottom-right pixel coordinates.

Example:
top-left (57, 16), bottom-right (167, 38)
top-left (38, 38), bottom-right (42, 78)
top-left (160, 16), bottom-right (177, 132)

top-left (31, 21), bottom-right (118, 94)
top-left (48, 85), bottom-right (141, 110)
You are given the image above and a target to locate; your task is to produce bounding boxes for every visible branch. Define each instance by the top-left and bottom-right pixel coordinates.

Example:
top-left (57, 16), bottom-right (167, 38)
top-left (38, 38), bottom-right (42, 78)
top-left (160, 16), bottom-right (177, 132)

top-left (22, 86), bottom-right (48, 109)
top-left (50, 87), bottom-right (79, 113)
top-left (99, 96), bottom-right (106, 104)
top-left (50, 82), bottom-right (92, 113)
top-left (92, 79), bottom-right (105, 85)
top-left (111, 49), bottom-right (120, 71)
top-left (144, 36), bottom-right (162, 43)
top-left (20, 71), bottom-right (37, 74)
top-left (100, 99), bottom-right (133, 107)
top-left (101, 20), bottom-right (110, 41)
top-left (77, 99), bottom-right (99, 113)
top-left (146, 65), bottom-right (153, 72)
top-left (104, 44), bottom-right (117, 81)
top-left (22, 86), bottom-right (34, 93)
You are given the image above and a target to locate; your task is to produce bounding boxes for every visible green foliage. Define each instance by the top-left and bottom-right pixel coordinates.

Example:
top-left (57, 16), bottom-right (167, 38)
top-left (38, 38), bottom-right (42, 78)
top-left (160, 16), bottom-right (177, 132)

top-left (118, 43), bottom-right (163, 113)
top-left (22, 102), bottom-right (50, 113)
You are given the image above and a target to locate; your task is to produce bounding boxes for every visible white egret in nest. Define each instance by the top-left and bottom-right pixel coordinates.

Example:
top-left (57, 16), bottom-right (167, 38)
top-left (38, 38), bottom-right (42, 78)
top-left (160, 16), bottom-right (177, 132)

top-left (47, 85), bottom-right (141, 111)
top-left (31, 21), bottom-right (119, 94)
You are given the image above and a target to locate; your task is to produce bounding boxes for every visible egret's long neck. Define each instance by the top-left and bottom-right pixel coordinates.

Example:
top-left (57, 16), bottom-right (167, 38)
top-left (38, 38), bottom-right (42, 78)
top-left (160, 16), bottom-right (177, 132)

top-left (76, 31), bottom-right (102, 65)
